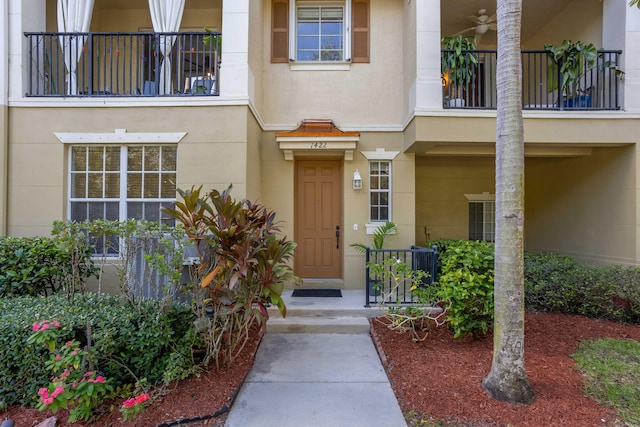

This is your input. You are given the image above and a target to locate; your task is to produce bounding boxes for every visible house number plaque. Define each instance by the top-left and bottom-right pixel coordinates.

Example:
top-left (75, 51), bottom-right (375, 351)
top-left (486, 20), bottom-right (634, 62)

top-left (310, 142), bottom-right (328, 149)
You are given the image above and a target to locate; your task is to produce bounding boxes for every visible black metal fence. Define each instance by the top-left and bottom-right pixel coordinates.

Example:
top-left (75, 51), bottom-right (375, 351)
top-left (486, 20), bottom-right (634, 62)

top-left (441, 49), bottom-right (622, 110)
top-left (365, 246), bottom-right (438, 307)
top-left (24, 32), bottom-right (221, 97)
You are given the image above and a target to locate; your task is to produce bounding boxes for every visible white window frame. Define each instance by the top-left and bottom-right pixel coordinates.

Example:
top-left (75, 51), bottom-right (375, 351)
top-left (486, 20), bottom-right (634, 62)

top-left (465, 193), bottom-right (495, 243)
top-left (289, 0), bottom-right (351, 64)
top-left (69, 144), bottom-right (177, 255)
top-left (368, 160), bottom-right (392, 224)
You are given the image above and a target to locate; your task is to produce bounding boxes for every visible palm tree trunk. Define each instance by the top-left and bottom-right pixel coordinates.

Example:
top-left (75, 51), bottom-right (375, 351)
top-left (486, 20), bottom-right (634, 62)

top-left (481, 0), bottom-right (535, 405)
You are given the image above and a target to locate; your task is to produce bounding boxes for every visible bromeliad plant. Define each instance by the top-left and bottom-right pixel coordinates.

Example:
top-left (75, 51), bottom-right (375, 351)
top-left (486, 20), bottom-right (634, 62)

top-left (163, 185), bottom-right (299, 367)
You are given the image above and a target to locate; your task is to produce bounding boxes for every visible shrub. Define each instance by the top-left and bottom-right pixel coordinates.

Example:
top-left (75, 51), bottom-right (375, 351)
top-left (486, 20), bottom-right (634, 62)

top-left (0, 236), bottom-right (96, 298)
top-left (0, 294), bottom-right (198, 409)
top-left (164, 185), bottom-right (299, 367)
top-left (523, 251), bottom-right (640, 322)
top-left (435, 240), bottom-right (495, 339)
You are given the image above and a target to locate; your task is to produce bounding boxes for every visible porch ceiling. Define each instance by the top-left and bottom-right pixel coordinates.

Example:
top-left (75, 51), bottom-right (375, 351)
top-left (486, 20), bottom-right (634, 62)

top-left (100, 0), bottom-right (221, 9)
top-left (441, 0), bottom-right (574, 45)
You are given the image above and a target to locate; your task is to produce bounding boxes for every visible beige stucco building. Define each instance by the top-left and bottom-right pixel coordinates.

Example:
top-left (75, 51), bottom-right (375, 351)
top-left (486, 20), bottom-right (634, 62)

top-left (1, 0), bottom-right (640, 290)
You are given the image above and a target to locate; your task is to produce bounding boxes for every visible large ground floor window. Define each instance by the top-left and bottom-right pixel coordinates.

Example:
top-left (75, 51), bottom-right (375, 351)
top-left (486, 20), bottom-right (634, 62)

top-left (69, 145), bottom-right (177, 254)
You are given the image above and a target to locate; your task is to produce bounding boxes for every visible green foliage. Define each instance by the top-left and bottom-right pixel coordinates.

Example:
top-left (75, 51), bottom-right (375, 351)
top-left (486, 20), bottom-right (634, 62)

top-left (370, 257), bottom-right (442, 342)
top-left (163, 185), bottom-right (298, 367)
top-left (573, 338), bottom-right (640, 425)
top-left (435, 240), bottom-right (495, 339)
top-left (28, 321), bottom-right (115, 422)
top-left (543, 40), bottom-right (598, 97)
top-left (351, 221), bottom-right (397, 253)
top-left (524, 251), bottom-right (640, 322)
top-left (0, 294), bottom-right (197, 409)
top-left (0, 235), bottom-right (97, 298)
top-left (441, 35), bottom-right (478, 97)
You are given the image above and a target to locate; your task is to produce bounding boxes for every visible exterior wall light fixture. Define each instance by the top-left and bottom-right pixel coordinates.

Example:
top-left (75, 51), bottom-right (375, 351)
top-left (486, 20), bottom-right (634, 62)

top-left (353, 169), bottom-right (363, 190)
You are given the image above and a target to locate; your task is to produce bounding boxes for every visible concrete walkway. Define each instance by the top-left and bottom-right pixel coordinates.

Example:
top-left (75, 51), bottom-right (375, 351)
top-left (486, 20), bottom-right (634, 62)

top-left (225, 289), bottom-right (407, 427)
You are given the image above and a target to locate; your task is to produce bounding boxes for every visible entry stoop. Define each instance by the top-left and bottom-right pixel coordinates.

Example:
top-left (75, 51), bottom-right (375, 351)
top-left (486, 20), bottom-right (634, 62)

top-left (265, 289), bottom-right (382, 334)
top-left (266, 316), bottom-right (371, 333)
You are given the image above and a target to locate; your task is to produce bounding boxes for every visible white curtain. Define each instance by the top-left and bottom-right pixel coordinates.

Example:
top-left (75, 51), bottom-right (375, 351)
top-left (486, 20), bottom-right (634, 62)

top-left (149, 0), bottom-right (185, 95)
top-left (57, 0), bottom-right (94, 95)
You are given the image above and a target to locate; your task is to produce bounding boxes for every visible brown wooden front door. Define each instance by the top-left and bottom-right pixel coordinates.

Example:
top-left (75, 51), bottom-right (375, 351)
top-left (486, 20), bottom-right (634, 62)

top-left (294, 159), bottom-right (343, 278)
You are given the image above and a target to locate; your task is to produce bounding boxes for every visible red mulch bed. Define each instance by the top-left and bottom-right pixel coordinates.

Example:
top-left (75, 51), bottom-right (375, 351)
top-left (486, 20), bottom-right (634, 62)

top-left (371, 311), bottom-right (640, 427)
top-left (3, 312), bottom-right (640, 426)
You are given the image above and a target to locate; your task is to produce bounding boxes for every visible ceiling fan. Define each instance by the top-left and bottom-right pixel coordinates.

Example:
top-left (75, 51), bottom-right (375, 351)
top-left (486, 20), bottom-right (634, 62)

top-left (454, 9), bottom-right (497, 45)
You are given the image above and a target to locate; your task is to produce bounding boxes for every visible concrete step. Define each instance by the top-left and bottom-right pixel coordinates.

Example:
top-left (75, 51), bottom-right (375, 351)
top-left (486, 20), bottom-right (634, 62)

top-left (266, 316), bottom-right (371, 334)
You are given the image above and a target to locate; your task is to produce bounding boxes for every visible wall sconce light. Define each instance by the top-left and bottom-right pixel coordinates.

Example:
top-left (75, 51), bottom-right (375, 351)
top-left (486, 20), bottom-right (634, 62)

top-left (352, 169), bottom-right (363, 190)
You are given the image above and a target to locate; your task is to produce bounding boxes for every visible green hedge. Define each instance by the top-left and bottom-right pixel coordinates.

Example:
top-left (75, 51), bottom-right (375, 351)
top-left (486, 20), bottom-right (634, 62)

top-left (524, 251), bottom-right (640, 323)
top-left (0, 294), bottom-right (198, 409)
top-left (0, 236), bottom-right (96, 297)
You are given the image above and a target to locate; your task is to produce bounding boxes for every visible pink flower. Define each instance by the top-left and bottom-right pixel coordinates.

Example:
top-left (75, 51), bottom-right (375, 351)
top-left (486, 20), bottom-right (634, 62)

top-left (51, 321), bottom-right (60, 327)
top-left (135, 393), bottom-right (149, 404)
top-left (54, 355), bottom-right (61, 361)
top-left (83, 371), bottom-right (94, 377)
top-left (43, 397), bottom-right (54, 405)
top-left (38, 388), bottom-right (49, 397)
top-left (95, 375), bottom-right (105, 383)
top-left (32, 322), bottom-right (41, 331)
top-left (51, 386), bottom-right (64, 398)
top-left (122, 398), bottom-right (136, 409)
top-left (71, 350), bottom-right (77, 356)
top-left (40, 324), bottom-right (50, 331)
top-left (65, 341), bottom-right (73, 347)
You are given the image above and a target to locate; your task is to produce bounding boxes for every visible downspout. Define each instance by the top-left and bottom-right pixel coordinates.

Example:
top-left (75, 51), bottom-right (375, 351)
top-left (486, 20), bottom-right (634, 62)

top-left (0, 0), bottom-right (9, 236)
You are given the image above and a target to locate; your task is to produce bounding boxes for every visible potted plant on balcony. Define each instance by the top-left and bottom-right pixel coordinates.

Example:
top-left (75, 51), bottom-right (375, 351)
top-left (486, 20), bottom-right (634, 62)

top-left (441, 35), bottom-right (478, 107)
top-left (544, 40), bottom-right (597, 107)
top-left (351, 221), bottom-right (398, 297)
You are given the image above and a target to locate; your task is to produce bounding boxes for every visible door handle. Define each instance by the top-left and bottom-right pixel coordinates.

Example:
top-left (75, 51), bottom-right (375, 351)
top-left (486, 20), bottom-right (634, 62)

top-left (335, 225), bottom-right (340, 249)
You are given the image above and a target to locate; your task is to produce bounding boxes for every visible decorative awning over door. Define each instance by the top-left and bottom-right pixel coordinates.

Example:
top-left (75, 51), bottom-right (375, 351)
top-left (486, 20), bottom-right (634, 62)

top-left (276, 120), bottom-right (360, 160)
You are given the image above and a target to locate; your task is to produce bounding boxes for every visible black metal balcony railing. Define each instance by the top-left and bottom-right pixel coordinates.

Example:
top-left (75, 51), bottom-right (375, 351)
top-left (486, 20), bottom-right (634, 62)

top-left (441, 49), bottom-right (623, 110)
top-left (25, 32), bottom-right (221, 97)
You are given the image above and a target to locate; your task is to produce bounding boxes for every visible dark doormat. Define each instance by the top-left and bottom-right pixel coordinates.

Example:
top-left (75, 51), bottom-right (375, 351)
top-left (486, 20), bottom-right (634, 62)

top-left (291, 289), bottom-right (342, 298)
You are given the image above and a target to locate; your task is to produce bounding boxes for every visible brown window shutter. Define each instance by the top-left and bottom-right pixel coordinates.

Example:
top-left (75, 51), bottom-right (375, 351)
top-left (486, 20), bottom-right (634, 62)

top-left (272, 0), bottom-right (289, 63)
top-left (351, 0), bottom-right (369, 63)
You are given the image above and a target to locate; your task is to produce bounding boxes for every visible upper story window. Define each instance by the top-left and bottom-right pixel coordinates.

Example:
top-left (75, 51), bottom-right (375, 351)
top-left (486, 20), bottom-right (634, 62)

top-left (369, 161), bottom-right (391, 222)
top-left (296, 5), bottom-right (344, 62)
top-left (271, 0), bottom-right (369, 64)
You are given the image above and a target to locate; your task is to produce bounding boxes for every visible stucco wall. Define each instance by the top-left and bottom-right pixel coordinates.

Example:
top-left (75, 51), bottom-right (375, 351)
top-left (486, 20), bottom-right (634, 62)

top-left (260, 0), bottom-right (405, 128)
top-left (525, 146), bottom-right (637, 265)
top-left (7, 105), bottom-right (251, 237)
top-left (415, 156), bottom-right (495, 245)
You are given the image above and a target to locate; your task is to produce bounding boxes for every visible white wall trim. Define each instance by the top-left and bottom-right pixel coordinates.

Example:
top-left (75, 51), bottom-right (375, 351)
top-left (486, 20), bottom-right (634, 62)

top-left (360, 148), bottom-right (400, 160)
top-left (54, 129), bottom-right (187, 144)
top-left (464, 192), bottom-right (495, 202)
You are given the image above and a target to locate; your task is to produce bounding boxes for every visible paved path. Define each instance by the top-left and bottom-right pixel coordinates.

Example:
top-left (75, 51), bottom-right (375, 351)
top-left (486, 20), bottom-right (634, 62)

top-left (225, 333), bottom-right (407, 427)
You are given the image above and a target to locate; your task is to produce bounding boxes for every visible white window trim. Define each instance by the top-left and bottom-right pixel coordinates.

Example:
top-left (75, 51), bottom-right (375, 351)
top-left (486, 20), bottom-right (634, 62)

top-left (368, 160), bottom-right (392, 225)
top-left (55, 129), bottom-right (187, 144)
top-left (289, 0), bottom-right (351, 64)
top-left (465, 193), bottom-right (495, 242)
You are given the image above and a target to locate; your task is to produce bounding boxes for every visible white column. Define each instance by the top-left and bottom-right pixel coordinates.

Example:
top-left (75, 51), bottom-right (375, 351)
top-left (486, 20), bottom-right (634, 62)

top-left (0, 0), bottom-right (8, 235)
top-left (220, 0), bottom-right (250, 99)
top-left (623, 2), bottom-right (640, 112)
top-left (414, 0), bottom-right (443, 111)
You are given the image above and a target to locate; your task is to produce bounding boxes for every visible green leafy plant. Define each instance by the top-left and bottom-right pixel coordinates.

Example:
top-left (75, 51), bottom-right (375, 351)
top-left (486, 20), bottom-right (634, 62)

top-left (543, 40), bottom-right (597, 98)
top-left (0, 294), bottom-right (197, 409)
top-left (441, 35), bottom-right (478, 101)
top-left (27, 320), bottom-right (114, 422)
top-left (436, 240), bottom-right (494, 339)
top-left (120, 391), bottom-right (150, 421)
top-left (164, 185), bottom-right (299, 367)
top-left (370, 257), bottom-right (443, 342)
top-left (351, 221), bottom-right (398, 253)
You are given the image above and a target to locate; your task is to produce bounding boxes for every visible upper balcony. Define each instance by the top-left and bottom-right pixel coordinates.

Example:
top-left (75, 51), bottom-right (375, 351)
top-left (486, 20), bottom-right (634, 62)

top-left (24, 31), bottom-right (221, 97)
top-left (441, 48), bottom-right (623, 111)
